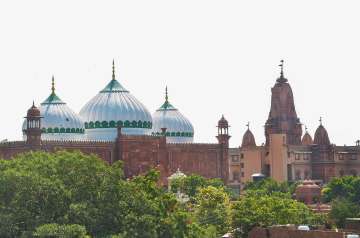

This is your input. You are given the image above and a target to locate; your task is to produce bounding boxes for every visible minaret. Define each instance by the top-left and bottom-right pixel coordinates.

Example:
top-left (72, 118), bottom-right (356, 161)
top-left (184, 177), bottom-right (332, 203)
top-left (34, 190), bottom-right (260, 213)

top-left (265, 60), bottom-right (302, 145)
top-left (216, 115), bottom-right (230, 183)
top-left (24, 102), bottom-right (43, 146)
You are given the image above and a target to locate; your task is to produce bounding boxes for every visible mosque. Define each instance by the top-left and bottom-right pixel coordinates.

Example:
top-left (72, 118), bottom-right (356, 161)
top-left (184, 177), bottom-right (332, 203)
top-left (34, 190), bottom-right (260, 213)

top-left (1, 61), bottom-right (229, 183)
top-left (1, 60), bottom-right (359, 187)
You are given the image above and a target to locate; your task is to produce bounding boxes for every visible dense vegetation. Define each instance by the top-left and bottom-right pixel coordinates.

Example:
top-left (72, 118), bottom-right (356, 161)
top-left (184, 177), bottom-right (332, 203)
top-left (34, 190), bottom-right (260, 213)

top-left (322, 176), bottom-right (360, 228)
top-left (0, 151), bottom-right (324, 238)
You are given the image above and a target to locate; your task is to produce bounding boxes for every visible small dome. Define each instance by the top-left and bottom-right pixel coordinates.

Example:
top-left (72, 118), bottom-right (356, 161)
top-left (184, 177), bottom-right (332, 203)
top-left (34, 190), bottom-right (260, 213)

top-left (79, 62), bottom-right (152, 141)
top-left (152, 87), bottom-right (194, 143)
top-left (295, 180), bottom-right (321, 204)
top-left (314, 120), bottom-right (330, 145)
top-left (218, 115), bottom-right (229, 128)
top-left (302, 131), bottom-right (313, 145)
top-left (241, 127), bottom-right (256, 147)
top-left (168, 168), bottom-right (187, 180)
top-left (23, 77), bottom-right (85, 141)
top-left (27, 102), bottom-right (41, 118)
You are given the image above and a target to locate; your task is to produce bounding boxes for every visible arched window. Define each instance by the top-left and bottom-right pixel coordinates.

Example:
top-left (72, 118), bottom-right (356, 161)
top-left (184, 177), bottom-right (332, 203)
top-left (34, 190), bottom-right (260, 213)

top-left (66, 128), bottom-right (71, 133)
top-left (84, 122), bottom-right (89, 129)
top-left (124, 120), bottom-right (130, 127)
top-left (89, 122), bottom-right (94, 128)
top-left (71, 128), bottom-right (76, 133)
top-left (339, 170), bottom-right (345, 177)
top-left (117, 121), bottom-right (123, 127)
top-left (60, 128), bottom-right (65, 133)
top-left (95, 121), bottom-right (101, 128)
top-left (131, 121), bottom-right (137, 128)
top-left (138, 120), bottom-right (142, 128)
top-left (295, 170), bottom-right (301, 180)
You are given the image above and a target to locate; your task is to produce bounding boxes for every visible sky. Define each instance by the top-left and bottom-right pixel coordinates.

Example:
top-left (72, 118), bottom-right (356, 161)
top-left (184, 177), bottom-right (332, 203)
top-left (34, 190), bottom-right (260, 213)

top-left (0, 0), bottom-right (360, 147)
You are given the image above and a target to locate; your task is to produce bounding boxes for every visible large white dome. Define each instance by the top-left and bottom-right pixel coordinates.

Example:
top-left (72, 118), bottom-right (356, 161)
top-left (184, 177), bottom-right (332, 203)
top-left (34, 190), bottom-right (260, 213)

top-left (152, 87), bottom-right (194, 143)
top-left (22, 77), bottom-right (85, 141)
top-left (79, 62), bottom-right (152, 141)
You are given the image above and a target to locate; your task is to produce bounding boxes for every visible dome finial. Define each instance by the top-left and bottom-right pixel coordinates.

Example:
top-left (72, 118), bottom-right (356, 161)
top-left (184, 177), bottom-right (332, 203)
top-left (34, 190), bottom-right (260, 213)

top-left (51, 75), bottom-right (55, 94)
top-left (319, 117), bottom-right (323, 126)
top-left (305, 125), bottom-right (308, 132)
top-left (246, 121), bottom-right (250, 130)
top-left (112, 59), bottom-right (115, 81)
top-left (165, 86), bottom-right (169, 103)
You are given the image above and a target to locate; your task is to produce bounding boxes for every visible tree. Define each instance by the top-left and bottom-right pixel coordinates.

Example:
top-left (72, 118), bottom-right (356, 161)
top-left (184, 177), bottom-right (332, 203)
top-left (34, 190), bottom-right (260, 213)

top-left (33, 223), bottom-right (88, 238)
top-left (329, 198), bottom-right (360, 228)
top-left (231, 194), bottom-right (317, 238)
top-left (194, 186), bottom-right (231, 236)
top-left (322, 176), bottom-right (360, 203)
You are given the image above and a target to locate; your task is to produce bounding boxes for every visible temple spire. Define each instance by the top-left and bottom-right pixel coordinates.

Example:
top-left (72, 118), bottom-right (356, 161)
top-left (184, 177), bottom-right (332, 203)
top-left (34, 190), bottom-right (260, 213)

top-left (277, 59), bottom-right (288, 83)
top-left (279, 59), bottom-right (284, 78)
top-left (51, 75), bottom-right (55, 94)
top-left (112, 60), bottom-right (116, 81)
top-left (319, 117), bottom-right (323, 126)
top-left (246, 121), bottom-right (250, 130)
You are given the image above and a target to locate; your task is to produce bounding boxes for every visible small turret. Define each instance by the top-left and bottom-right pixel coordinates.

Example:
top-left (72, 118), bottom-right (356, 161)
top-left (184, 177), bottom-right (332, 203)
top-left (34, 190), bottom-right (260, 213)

top-left (301, 126), bottom-right (313, 145)
top-left (314, 117), bottom-right (330, 145)
top-left (24, 102), bottom-right (42, 146)
top-left (241, 122), bottom-right (256, 147)
top-left (217, 115), bottom-right (230, 146)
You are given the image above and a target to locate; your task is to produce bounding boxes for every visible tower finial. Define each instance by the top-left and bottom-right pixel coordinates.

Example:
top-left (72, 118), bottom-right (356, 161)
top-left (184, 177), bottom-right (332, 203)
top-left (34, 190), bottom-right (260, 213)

top-left (305, 125), bottom-right (308, 132)
top-left (165, 86), bottom-right (169, 103)
top-left (32, 100), bottom-right (35, 107)
top-left (112, 59), bottom-right (115, 81)
top-left (279, 59), bottom-right (284, 78)
top-left (246, 121), bottom-right (250, 130)
top-left (319, 117), bottom-right (323, 126)
top-left (51, 75), bottom-right (55, 94)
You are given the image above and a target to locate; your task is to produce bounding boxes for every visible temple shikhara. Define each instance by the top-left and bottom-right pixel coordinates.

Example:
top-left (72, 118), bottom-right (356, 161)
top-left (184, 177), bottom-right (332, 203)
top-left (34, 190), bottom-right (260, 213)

top-left (1, 60), bottom-right (359, 188)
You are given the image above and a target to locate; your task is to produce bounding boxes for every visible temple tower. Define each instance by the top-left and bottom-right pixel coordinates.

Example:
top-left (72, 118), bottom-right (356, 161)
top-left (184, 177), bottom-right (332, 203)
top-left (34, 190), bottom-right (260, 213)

top-left (24, 102), bottom-right (43, 146)
top-left (265, 60), bottom-right (302, 145)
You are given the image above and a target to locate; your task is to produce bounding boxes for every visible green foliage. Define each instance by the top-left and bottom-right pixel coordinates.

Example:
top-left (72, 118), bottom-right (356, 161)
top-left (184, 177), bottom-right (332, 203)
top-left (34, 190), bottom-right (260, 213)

top-left (33, 223), bottom-right (87, 238)
top-left (194, 186), bottom-right (231, 236)
top-left (329, 198), bottom-right (360, 228)
top-left (231, 195), bottom-right (317, 238)
top-left (170, 174), bottom-right (229, 198)
top-left (322, 176), bottom-right (360, 203)
top-left (243, 178), bottom-right (297, 198)
top-left (0, 151), bottom-right (208, 238)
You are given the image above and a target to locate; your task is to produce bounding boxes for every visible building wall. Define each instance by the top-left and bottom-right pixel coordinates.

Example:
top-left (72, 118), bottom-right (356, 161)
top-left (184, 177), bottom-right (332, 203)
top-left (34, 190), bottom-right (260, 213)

top-left (240, 146), bottom-right (263, 184)
top-left (0, 134), bottom-right (229, 185)
top-left (248, 227), bottom-right (349, 238)
top-left (268, 134), bottom-right (288, 182)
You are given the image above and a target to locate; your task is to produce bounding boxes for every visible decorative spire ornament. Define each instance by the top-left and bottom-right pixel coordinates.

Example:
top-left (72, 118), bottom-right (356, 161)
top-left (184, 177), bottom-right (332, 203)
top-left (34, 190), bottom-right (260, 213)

top-left (246, 121), bottom-right (250, 130)
top-left (165, 86), bottom-right (169, 103)
top-left (112, 60), bottom-right (115, 81)
top-left (319, 117), bottom-right (323, 126)
top-left (51, 76), bottom-right (55, 94)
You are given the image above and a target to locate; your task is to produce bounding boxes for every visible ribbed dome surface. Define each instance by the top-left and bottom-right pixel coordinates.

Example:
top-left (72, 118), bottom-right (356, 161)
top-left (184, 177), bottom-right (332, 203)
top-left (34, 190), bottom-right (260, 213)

top-left (23, 78), bottom-right (85, 141)
top-left (79, 64), bottom-right (152, 141)
top-left (241, 129), bottom-right (256, 147)
top-left (314, 124), bottom-right (330, 145)
top-left (302, 131), bottom-right (313, 145)
top-left (152, 88), bottom-right (194, 143)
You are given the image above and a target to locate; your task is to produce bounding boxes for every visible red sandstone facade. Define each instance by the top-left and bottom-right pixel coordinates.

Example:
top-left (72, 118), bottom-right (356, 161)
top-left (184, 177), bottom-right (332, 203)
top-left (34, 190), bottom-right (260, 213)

top-left (0, 106), bottom-right (230, 184)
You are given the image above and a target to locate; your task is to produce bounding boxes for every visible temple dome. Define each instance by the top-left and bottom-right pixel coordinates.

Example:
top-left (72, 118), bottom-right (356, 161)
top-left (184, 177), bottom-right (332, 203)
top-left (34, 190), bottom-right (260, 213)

top-left (22, 77), bottom-right (85, 141)
top-left (302, 130), bottom-right (313, 145)
top-left (241, 126), bottom-right (256, 147)
top-left (314, 120), bottom-right (330, 145)
top-left (151, 87), bottom-right (194, 143)
top-left (79, 62), bottom-right (152, 141)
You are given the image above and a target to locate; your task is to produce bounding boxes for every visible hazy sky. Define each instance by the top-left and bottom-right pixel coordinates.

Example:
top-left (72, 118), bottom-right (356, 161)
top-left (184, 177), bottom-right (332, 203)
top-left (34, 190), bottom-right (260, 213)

top-left (1, 0), bottom-right (359, 147)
